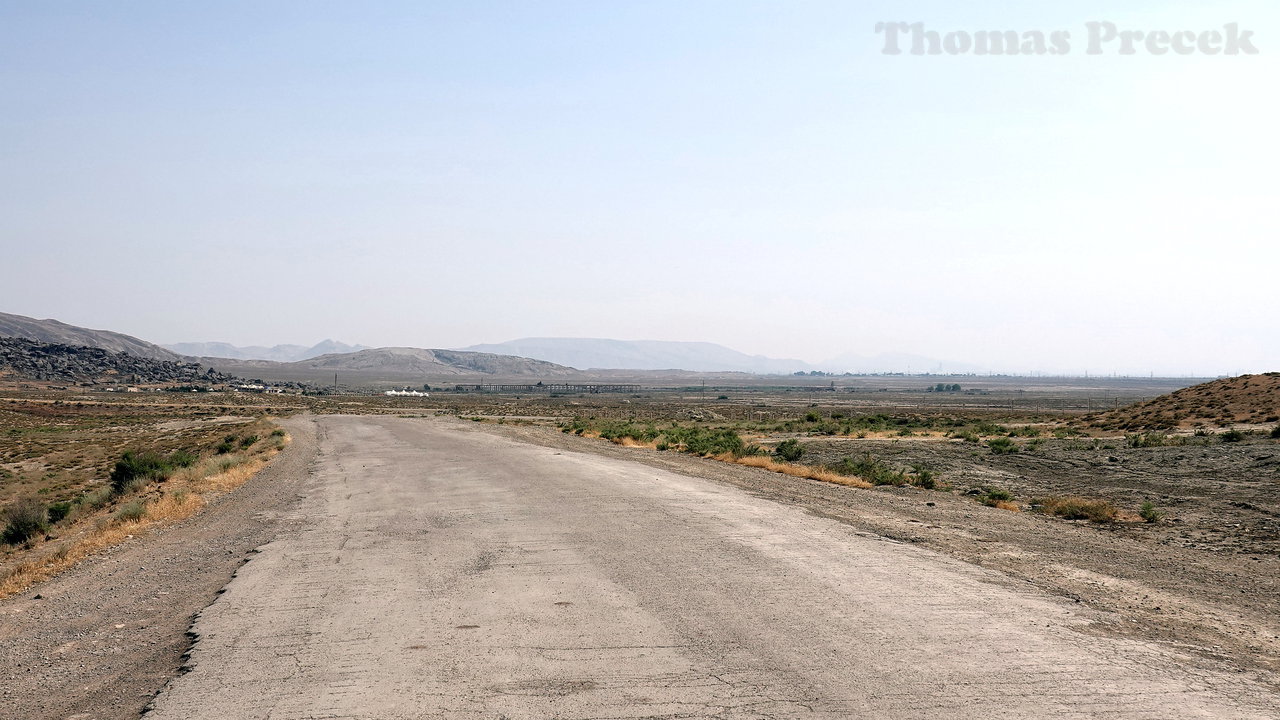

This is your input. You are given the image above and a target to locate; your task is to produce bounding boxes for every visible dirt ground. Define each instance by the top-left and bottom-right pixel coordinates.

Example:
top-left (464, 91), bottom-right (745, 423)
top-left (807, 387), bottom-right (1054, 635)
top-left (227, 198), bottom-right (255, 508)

top-left (482, 422), bottom-right (1280, 686)
top-left (798, 434), bottom-right (1280, 557)
top-left (0, 417), bottom-right (315, 720)
top-left (3, 384), bottom-right (1277, 716)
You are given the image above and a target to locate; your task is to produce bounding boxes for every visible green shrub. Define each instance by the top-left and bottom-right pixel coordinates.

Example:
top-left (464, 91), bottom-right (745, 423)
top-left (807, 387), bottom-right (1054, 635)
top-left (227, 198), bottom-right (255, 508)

top-left (2, 497), bottom-right (48, 545)
top-left (980, 488), bottom-right (1014, 507)
top-left (773, 439), bottom-right (805, 462)
top-left (666, 427), bottom-right (745, 457)
top-left (910, 465), bottom-right (937, 489)
top-left (1139, 501), bottom-right (1162, 523)
top-left (1221, 429), bottom-right (1246, 443)
top-left (988, 437), bottom-right (1018, 455)
top-left (828, 454), bottom-right (907, 486)
top-left (271, 428), bottom-right (287, 438)
top-left (169, 450), bottom-right (198, 468)
top-left (47, 500), bottom-right (74, 524)
top-left (109, 451), bottom-right (174, 494)
top-left (240, 434), bottom-right (260, 448)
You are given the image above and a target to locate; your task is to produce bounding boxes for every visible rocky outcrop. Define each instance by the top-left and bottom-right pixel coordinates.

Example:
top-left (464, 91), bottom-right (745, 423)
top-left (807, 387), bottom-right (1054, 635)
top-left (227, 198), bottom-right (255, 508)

top-left (0, 311), bottom-right (180, 361)
top-left (0, 337), bottom-right (233, 386)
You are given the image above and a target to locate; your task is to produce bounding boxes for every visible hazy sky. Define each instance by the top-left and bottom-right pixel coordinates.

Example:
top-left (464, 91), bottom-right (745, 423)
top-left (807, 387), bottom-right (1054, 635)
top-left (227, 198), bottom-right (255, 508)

top-left (2, 1), bottom-right (1276, 375)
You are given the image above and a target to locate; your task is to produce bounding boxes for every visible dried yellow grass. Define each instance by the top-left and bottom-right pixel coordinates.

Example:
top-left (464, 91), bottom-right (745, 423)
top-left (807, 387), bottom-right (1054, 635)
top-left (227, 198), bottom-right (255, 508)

top-left (0, 432), bottom-right (288, 600)
top-left (993, 500), bottom-right (1021, 512)
top-left (721, 454), bottom-right (873, 489)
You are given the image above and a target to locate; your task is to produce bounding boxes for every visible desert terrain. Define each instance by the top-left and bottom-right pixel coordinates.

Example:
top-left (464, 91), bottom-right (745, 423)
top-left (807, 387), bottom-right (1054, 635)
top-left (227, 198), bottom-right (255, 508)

top-left (0, 374), bottom-right (1277, 717)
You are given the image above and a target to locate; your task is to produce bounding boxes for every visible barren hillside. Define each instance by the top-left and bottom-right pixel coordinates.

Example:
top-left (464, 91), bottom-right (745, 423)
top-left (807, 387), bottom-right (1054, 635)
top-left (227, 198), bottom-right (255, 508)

top-left (0, 311), bottom-right (179, 362)
top-left (1086, 372), bottom-right (1280, 431)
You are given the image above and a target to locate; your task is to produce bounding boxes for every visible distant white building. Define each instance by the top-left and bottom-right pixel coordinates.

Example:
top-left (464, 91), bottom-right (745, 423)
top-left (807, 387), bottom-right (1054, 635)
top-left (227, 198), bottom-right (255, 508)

top-left (384, 390), bottom-right (429, 397)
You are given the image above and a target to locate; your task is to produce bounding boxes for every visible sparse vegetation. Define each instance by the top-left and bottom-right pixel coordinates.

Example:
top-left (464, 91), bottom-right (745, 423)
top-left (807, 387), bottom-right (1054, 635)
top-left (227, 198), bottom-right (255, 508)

top-left (1139, 501), bottom-right (1162, 523)
top-left (2, 496), bottom-right (48, 545)
top-left (827, 453), bottom-right (909, 486)
top-left (1034, 496), bottom-right (1118, 523)
top-left (1221, 429), bottom-right (1246, 443)
top-left (1127, 432), bottom-right (1171, 448)
top-left (977, 487), bottom-right (1018, 511)
top-left (987, 437), bottom-right (1018, 455)
top-left (773, 439), bottom-right (805, 462)
top-left (109, 450), bottom-right (189, 495)
top-left (112, 499), bottom-right (147, 524)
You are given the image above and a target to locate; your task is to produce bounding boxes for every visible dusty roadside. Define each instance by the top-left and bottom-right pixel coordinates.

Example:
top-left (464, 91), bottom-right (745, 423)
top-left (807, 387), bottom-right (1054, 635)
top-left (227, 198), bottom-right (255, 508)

top-left (482, 421), bottom-right (1280, 684)
top-left (0, 416), bottom-right (316, 720)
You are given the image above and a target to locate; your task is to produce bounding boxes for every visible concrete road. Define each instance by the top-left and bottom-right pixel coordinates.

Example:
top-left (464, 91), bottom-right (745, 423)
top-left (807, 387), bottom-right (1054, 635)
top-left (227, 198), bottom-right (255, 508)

top-left (147, 416), bottom-right (1278, 719)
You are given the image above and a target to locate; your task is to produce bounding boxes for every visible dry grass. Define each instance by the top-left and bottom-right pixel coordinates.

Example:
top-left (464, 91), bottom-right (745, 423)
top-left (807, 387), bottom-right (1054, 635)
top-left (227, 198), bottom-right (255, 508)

top-left (1034, 496), bottom-right (1119, 523)
top-left (722, 454), bottom-right (873, 489)
top-left (992, 500), bottom-right (1021, 512)
top-left (0, 431), bottom-right (288, 599)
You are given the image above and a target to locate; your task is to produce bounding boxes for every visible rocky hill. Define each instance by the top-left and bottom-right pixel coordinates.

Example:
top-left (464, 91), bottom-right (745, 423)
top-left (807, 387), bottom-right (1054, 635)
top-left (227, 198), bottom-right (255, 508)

top-left (0, 311), bottom-right (179, 362)
top-left (295, 347), bottom-right (577, 376)
top-left (0, 337), bottom-right (234, 386)
top-left (1086, 373), bottom-right (1280, 431)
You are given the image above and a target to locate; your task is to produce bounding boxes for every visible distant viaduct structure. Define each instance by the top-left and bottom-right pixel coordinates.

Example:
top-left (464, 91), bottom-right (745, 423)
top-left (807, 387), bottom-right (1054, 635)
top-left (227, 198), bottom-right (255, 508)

top-left (453, 383), bottom-right (641, 394)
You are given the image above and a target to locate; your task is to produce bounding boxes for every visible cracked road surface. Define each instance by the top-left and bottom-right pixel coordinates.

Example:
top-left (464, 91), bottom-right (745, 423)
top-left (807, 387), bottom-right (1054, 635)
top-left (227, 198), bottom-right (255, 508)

top-left (146, 416), bottom-right (1279, 719)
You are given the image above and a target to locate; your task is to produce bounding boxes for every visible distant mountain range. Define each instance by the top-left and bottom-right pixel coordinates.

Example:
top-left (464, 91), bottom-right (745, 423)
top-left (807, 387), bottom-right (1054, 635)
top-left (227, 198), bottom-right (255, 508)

top-left (1, 311), bottom-right (985, 380)
top-left (460, 338), bottom-right (810, 374)
top-left (461, 337), bottom-right (983, 375)
top-left (0, 311), bottom-right (179, 362)
top-left (163, 339), bottom-right (369, 362)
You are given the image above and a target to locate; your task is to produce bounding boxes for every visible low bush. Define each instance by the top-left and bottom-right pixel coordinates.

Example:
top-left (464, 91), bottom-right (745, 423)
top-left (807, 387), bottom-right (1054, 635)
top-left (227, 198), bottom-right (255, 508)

top-left (828, 454), bottom-right (908, 486)
top-left (773, 439), bottom-right (805, 462)
top-left (239, 435), bottom-right (260, 448)
top-left (910, 464), bottom-right (937, 489)
top-left (2, 497), bottom-right (48, 545)
top-left (1127, 432), bottom-right (1170, 448)
top-left (668, 427), bottom-right (745, 457)
top-left (1139, 501), bottom-right (1162, 523)
top-left (113, 500), bottom-right (147, 524)
top-left (109, 451), bottom-right (174, 494)
top-left (1035, 496), bottom-right (1118, 523)
top-left (980, 487), bottom-right (1014, 507)
top-left (1271, 425), bottom-right (1280, 439)
top-left (1221, 429), bottom-right (1246, 443)
top-left (47, 500), bottom-right (74, 524)
top-left (988, 437), bottom-right (1018, 455)
top-left (169, 450), bottom-right (198, 468)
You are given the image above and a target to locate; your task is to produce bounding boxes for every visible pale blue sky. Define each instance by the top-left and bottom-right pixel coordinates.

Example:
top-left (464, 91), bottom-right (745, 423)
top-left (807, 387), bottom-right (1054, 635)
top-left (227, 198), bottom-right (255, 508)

top-left (1, 1), bottom-right (1276, 374)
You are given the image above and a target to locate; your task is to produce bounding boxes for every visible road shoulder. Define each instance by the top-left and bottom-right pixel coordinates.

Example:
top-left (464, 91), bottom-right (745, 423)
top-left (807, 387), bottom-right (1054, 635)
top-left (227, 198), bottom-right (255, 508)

top-left (0, 416), bottom-right (317, 720)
